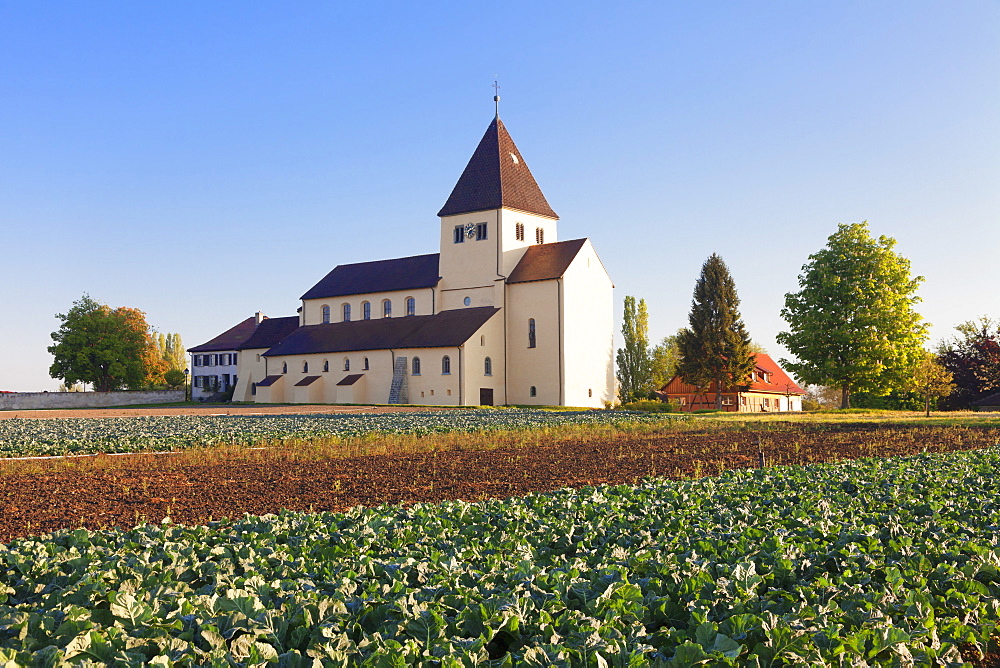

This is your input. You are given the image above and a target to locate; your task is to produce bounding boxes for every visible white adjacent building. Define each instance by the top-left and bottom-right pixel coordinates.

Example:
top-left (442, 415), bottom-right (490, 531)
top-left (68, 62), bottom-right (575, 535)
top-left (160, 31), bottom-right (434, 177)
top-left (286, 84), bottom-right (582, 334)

top-left (191, 111), bottom-right (615, 407)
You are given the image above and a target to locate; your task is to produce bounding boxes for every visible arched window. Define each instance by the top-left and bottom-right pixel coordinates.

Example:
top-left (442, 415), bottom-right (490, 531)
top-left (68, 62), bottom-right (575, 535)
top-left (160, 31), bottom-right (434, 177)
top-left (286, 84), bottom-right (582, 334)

top-left (323, 360), bottom-right (329, 372)
top-left (344, 358), bottom-right (350, 371)
top-left (412, 357), bottom-right (421, 375)
top-left (535, 227), bottom-right (544, 244)
top-left (303, 361), bottom-right (308, 373)
top-left (343, 303), bottom-right (351, 322)
top-left (484, 357), bottom-right (492, 376)
top-left (251, 382), bottom-right (257, 396)
top-left (406, 297), bottom-right (416, 316)
top-left (516, 222), bottom-right (525, 241)
top-left (442, 355), bottom-right (451, 375)
top-left (528, 318), bottom-right (536, 348)
top-left (363, 301), bottom-right (371, 320)
top-left (282, 362), bottom-right (288, 374)
top-left (363, 357), bottom-right (369, 370)
top-left (322, 305), bottom-right (331, 324)
top-left (382, 300), bottom-right (391, 318)
top-left (530, 386), bottom-right (537, 397)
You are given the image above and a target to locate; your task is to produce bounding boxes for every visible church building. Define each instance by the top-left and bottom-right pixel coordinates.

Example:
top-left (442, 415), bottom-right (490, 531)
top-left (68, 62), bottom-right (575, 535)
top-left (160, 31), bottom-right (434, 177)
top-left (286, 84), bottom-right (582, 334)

top-left (192, 110), bottom-right (615, 408)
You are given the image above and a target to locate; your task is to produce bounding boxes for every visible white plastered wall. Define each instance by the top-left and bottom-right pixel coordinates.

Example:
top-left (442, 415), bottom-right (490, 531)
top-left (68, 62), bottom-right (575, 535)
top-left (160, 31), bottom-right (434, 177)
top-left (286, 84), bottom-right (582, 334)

top-left (504, 280), bottom-right (562, 405)
top-left (301, 287), bottom-right (436, 326)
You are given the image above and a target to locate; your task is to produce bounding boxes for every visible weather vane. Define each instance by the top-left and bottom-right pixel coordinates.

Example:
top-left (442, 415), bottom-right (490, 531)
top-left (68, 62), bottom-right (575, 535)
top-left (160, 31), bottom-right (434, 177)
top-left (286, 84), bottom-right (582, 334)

top-left (493, 78), bottom-right (500, 116)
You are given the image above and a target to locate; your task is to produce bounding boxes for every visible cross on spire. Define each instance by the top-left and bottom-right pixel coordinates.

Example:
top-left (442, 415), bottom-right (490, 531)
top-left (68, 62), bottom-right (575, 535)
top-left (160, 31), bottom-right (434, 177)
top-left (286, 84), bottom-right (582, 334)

top-left (492, 79), bottom-right (500, 117)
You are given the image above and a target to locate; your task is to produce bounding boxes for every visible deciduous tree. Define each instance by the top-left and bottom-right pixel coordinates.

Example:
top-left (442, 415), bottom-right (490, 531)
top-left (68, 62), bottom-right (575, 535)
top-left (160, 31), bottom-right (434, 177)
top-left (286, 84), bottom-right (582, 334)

top-left (910, 351), bottom-right (954, 417)
top-left (48, 294), bottom-right (163, 392)
top-left (616, 296), bottom-right (653, 402)
top-left (650, 332), bottom-right (682, 390)
top-left (778, 222), bottom-right (927, 409)
top-left (937, 317), bottom-right (1000, 409)
top-left (676, 254), bottom-right (757, 409)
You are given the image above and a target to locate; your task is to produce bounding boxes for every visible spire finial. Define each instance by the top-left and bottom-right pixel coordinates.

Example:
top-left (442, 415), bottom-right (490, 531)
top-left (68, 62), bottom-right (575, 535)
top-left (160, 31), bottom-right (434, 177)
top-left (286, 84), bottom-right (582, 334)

top-left (492, 78), bottom-right (500, 117)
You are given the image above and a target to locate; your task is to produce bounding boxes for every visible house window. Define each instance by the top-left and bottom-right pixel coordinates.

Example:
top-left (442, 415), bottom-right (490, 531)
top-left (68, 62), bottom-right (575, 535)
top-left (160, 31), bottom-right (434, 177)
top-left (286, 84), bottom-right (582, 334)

top-left (282, 362), bottom-right (288, 374)
top-left (323, 360), bottom-right (329, 372)
top-left (528, 319), bottom-right (536, 348)
top-left (535, 227), bottom-right (544, 244)
top-left (193, 355), bottom-right (202, 367)
top-left (406, 297), bottom-right (415, 316)
top-left (382, 300), bottom-right (391, 318)
top-left (344, 358), bottom-right (350, 371)
top-left (529, 386), bottom-right (537, 397)
top-left (193, 376), bottom-right (202, 388)
top-left (412, 357), bottom-right (421, 375)
top-left (722, 396), bottom-right (733, 406)
top-left (442, 355), bottom-right (451, 375)
top-left (343, 303), bottom-right (351, 322)
top-left (322, 305), bottom-right (331, 324)
top-left (476, 222), bottom-right (487, 240)
top-left (363, 301), bottom-right (371, 320)
top-left (363, 357), bottom-right (369, 370)
top-left (453, 225), bottom-right (465, 244)
top-left (741, 396), bottom-right (747, 406)
top-left (484, 357), bottom-right (492, 376)
top-left (515, 222), bottom-right (525, 241)
top-left (232, 353), bottom-right (238, 365)
top-left (303, 361), bottom-right (308, 373)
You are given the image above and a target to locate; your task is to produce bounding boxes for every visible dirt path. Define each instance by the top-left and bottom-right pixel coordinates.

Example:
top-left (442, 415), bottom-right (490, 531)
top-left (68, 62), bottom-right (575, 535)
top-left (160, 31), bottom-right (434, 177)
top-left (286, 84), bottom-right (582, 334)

top-left (0, 404), bottom-right (455, 419)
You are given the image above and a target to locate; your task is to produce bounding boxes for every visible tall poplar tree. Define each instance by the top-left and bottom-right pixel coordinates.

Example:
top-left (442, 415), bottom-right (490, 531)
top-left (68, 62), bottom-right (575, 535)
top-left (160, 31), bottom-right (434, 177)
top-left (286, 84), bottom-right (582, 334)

top-left (676, 254), bottom-right (756, 409)
top-left (616, 296), bottom-right (652, 402)
top-left (778, 222), bottom-right (927, 409)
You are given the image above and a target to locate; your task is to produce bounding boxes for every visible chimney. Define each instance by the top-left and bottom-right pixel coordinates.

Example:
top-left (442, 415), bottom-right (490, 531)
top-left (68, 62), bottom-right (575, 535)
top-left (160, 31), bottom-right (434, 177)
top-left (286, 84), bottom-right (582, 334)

top-left (255, 312), bottom-right (265, 325)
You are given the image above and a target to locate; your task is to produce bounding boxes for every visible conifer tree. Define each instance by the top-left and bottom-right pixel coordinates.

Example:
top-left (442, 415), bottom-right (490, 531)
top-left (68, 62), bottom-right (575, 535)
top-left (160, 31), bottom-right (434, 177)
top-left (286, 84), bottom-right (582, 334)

top-left (676, 254), bottom-right (756, 409)
top-left (615, 296), bottom-right (652, 402)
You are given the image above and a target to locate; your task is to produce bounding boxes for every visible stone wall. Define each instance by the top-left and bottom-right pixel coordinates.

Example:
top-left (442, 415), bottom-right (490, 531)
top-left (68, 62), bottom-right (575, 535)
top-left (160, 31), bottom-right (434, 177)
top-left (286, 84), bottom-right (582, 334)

top-left (0, 390), bottom-right (185, 411)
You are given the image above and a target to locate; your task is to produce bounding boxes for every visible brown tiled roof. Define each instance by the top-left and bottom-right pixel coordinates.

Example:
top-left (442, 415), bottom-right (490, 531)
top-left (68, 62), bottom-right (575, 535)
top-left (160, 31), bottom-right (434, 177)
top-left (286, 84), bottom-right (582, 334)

top-left (188, 317), bottom-right (259, 353)
top-left (237, 317), bottom-right (300, 351)
top-left (263, 307), bottom-right (499, 357)
top-left (256, 375), bottom-right (283, 387)
top-left (337, 373), bottom-right (365, 386)
top-left (437, 117), bottom-right (557, 219)
top-left (301, 254), bottom-right (439, 301)
top-left (294, 375), bottom-right (321, 387)
top-left (507, 238), bottom-right (587, 284)
top-left (747, 354), bottom-right (804, 394)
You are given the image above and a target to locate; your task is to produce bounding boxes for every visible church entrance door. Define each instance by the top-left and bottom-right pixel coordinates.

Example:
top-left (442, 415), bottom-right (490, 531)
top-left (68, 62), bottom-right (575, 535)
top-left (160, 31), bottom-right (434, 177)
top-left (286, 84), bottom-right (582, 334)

top-left (479, 388), bottom-right (494, 406)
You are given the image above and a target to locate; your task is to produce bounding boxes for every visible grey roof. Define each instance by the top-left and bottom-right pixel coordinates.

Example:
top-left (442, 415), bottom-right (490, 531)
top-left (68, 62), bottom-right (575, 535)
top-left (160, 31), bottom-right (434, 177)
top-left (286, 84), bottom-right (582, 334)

top-left (264, 307), bottom-right (499, 357)
top-left (256, 375), bottom-right (283, 387)
top-left (507, 238), bottom-right (588, 284)
top-left (237, 316), bottom-right (300, 351)
top-left (189, 317), bottom-right (258, 353)
top-left (294, 375), bottom-right (321, 387)
top-left (438, 117), bottom-right (557, 219)
top-left (337, 373), bottom-right (365, 386)
top-left (300, 254), bottom-right (440, 301)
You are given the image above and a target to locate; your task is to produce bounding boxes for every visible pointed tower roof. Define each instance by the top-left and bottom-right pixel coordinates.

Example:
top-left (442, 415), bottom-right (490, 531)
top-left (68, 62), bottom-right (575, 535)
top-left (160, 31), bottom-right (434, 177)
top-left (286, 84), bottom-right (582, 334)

top-left (437, 116), bottom-right (558, 219)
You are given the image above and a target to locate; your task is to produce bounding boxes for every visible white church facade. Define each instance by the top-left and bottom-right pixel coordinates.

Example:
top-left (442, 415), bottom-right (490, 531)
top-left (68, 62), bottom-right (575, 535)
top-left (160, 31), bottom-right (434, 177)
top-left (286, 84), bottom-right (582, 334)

top-left (190, 112), bottom-right (615, 408)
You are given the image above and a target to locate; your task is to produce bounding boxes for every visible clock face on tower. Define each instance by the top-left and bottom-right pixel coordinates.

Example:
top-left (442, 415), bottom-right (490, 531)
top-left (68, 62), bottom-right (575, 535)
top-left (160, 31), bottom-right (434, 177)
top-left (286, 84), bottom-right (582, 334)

top-left (465, 223), bottom-right (476, 239)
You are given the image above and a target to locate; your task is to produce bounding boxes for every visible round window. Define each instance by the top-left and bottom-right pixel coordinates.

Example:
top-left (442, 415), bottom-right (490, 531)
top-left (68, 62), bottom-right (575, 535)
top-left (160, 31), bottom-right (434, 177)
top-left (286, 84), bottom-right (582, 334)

top-left (463, 296), bottom-right (471, 306)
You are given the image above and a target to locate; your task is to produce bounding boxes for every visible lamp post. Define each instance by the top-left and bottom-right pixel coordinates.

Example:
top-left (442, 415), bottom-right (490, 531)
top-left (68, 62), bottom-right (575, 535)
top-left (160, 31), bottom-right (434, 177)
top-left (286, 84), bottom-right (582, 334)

top-left (184, 368), bottom-right (190, 403)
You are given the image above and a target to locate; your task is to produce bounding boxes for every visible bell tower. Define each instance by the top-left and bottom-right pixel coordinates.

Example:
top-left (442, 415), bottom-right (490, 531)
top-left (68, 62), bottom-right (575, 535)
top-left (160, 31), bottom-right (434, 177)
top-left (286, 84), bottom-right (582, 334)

top-left (436, 110), bottom-right (559, 311)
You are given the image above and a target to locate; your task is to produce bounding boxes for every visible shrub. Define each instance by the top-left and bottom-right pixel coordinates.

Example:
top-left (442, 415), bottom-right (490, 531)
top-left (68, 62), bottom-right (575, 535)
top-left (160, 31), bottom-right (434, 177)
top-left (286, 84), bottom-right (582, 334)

top-left (621, 399), bottom-right (678, 413)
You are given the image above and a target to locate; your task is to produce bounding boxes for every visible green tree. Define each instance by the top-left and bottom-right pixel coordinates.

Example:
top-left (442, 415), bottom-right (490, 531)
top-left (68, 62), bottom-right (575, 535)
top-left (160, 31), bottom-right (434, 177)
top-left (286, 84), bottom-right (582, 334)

top-left (650, 332), bottom-right (682, 390)
top-left (936, 317), bottom-right (1000, 409)
top-left (910, 351), bottom-right (954, 417)
top-left (676, 254), bottom-right (757, 409)
top-left (153, 331), bottom-right (187, 372)
top-left (48, 294), bottom-right (161, 392)
top-left (163, 368), bottom-right (187, 389)
top-left (616, 296), bottom-right (652, 402)
top-left (778, 222), bottom-right (928, 409)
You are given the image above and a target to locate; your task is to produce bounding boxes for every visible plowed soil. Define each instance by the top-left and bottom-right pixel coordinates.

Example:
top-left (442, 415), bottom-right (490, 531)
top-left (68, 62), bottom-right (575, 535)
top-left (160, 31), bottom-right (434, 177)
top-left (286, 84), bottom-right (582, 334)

top-left (2, 422), bottom-right (998, 543)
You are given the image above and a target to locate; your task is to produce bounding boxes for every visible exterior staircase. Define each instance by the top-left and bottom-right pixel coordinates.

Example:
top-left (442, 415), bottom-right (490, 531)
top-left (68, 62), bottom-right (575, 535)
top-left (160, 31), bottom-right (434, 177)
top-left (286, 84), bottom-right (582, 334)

top-left (388, 356), bottom-right (408, 404)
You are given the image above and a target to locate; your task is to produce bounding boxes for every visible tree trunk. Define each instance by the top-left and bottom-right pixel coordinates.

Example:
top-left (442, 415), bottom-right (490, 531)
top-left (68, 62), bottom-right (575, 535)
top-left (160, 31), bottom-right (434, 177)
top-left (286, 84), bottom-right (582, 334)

top-left (715, 376), bottom-right (723, 410)
top-left (925, 394), bottom-right (931, 418)
top-left (840, 386), bottom-right (850, 409)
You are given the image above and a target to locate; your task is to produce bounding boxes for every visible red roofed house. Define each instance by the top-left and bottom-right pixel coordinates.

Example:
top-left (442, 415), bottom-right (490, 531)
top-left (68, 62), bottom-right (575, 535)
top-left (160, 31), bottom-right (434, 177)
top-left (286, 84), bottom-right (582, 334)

top-left (659, 353), bottom-right (805, 412)
top-left (188, 107), bottom-right (615, 407)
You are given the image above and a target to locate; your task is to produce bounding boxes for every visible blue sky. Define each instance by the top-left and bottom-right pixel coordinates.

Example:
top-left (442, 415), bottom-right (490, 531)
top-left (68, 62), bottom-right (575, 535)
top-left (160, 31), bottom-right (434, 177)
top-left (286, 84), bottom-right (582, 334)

top-left (1, 1), bottom-right (997, 391)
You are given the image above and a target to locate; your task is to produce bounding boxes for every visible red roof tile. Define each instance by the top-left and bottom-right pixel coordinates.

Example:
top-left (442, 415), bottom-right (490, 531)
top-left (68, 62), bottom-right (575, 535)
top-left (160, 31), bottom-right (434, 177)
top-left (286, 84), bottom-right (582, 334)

top-left (507, 238), bottom-right (587, 284)
top-left (745, 353), bottom-right (804, 395)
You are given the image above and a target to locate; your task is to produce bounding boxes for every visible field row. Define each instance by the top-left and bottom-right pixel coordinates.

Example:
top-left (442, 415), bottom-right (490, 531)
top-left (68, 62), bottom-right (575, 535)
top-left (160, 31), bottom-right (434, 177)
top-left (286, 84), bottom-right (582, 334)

top-left (0, 409), bottom-right (675, 458)
top-left (1, 446), bottom-right (998, 665)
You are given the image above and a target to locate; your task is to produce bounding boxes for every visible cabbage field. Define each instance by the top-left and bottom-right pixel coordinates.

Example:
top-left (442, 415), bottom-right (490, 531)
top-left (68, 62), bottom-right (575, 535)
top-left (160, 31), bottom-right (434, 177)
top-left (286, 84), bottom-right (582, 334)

top-left (0, 446), bottom-right (997, 665)
top-left (0, 410), bottom-right (673, 458)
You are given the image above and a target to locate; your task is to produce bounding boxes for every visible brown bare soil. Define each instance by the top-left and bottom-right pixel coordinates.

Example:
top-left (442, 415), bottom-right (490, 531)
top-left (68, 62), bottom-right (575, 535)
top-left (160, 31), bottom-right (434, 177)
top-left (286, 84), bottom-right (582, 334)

top-left (1, 422), bottom-right (998, 543)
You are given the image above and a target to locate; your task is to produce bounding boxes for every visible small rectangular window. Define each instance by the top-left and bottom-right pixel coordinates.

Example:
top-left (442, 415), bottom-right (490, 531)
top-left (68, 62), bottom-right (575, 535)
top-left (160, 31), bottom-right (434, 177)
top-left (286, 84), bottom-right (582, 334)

top-left (453, 226), bottom-right (465, 244)
top-left (476, 222), bottom-right (487, 240)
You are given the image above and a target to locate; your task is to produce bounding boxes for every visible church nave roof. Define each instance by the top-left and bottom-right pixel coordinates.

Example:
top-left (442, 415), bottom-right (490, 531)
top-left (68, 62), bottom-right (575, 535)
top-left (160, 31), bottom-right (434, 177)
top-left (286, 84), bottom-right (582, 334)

top-left (301, 253), bottom-right (440, 301)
